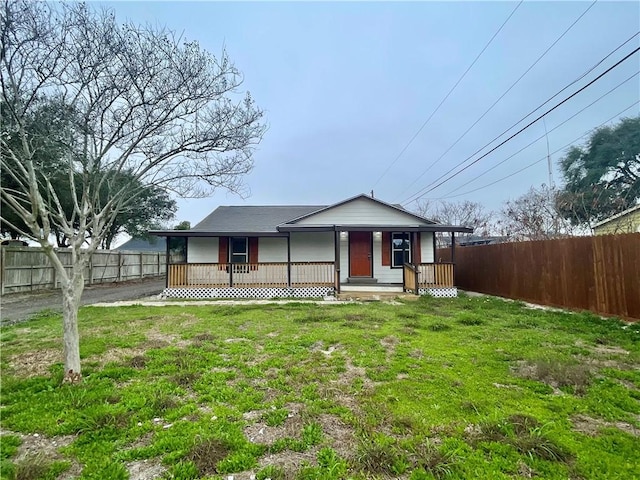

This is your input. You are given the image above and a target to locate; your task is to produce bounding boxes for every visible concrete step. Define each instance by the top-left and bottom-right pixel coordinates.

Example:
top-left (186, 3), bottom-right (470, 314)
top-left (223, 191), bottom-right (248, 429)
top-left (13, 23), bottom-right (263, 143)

top-left (337, 291), bottom-right (419, 301)
top-left (347, 277), bottom-right (378, 284)
top-left (341, 284), bottom-right (403, 293)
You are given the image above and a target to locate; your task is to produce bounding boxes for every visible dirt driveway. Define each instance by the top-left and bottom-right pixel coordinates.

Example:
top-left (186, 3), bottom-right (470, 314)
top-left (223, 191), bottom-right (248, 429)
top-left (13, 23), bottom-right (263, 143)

top-left (0, 277), bottom-right (166, 325)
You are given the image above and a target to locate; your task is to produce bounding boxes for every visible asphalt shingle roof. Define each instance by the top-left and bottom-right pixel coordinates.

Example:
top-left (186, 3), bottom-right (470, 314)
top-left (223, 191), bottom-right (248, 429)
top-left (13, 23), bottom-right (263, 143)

top-left (192, 205), bottom-right (327, 233)
top-left (116, 237), bottom-right (166, 251)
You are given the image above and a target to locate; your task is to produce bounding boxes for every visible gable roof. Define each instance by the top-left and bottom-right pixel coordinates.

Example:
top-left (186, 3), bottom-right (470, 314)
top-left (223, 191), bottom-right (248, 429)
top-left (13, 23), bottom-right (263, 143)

top-left (282, 194), bottom-right (436, 225)
top-left (192, 205), bottom-right (325, 233)
top-left (149, 194), bottom-right (473, 236)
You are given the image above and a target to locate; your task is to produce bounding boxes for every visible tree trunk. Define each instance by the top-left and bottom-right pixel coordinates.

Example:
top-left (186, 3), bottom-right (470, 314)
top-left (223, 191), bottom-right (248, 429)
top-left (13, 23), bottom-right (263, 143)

top-left (60, 260), bottom-right (85, 384)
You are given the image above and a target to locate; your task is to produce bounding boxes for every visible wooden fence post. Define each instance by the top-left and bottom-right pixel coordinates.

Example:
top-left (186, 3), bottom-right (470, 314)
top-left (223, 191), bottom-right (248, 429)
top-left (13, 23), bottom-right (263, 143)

top-left (117, 251), bottom-right (122, 282)
top-left (0, 247), bottom-right (4, 296)
top-left (140, 252), bottom-right (144, 279)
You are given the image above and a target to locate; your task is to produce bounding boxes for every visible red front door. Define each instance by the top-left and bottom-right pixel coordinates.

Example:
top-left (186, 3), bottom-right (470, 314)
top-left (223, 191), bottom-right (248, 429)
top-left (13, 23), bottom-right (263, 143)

top-left (349, 231), bottom-right (372, 277)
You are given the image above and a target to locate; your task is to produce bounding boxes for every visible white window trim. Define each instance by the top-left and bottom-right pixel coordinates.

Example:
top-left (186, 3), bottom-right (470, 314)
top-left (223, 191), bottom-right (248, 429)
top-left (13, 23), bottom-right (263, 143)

top-left (230, 237), bottom-right (249, 264)
top-left (391, 232), bottom-right (411, 268)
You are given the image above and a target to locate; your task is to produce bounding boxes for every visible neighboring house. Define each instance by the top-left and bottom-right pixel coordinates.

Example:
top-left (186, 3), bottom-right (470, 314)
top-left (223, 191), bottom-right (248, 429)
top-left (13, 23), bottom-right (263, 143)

top-left (150, 194), bottom-right (472, 299)
top-left (593, 204), bottom-right (640, 235)
top-left (116, 237), bottom-right (167, 252)
top-left (438, 235), bottom-right (507, 248)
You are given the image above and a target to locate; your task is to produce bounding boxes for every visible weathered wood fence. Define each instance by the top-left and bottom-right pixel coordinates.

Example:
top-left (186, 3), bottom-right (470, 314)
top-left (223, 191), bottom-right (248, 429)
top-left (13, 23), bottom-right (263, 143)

top-left (437, 233), bottom-right (640, 321)
top-left (0, 247), bottom-right (166, 294)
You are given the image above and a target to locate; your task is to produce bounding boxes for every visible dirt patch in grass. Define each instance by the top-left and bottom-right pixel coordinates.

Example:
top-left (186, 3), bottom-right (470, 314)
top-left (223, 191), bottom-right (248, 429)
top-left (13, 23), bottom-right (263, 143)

top-left (309, 341), bottom-right (341, 356)
top-left (95, 346), bottom-right (149, 367)
top-left (380, 335), bottom-right (400, 355)
top-left (341, 357), bottom-right (373, 387)
top-left (616, 379), bottom-right (640, 391)
top-left (127, 355), bottom-right (147, 368)
top-left (318, 356), bottom-right (377, 413)
top-left (141, 339), bottom-right (171, 349)
top-left (186, 439), bottom-right (230, 476)
top-left (257, 449), bottom-right (319, 476)
top-left (144, 327), bottom-right (189, 348)
top-left (571, 414), bottom-right (640, 437)
top-left (517, 461), bottom-right (536, 478)
top-left (126, 458), bottom-right (166, 480)
top-left (316, 413), bottom-right (356, 459)
top-left (127, 431), bottom-right (155, 450)
top-left (590, 344), bottom-right (630, 356)
top-left (193, 333), bottom-right (216, 342)
top-left (244, 403), bottom-right (306, 444)
top-left (7, 348), bottom-right (61, 378)
top-left (513, 359), bottom-right (592, 395)
top-left (2, 430), bottom-right (81, 477)
top-left (225, 337), bottom-right (251, 343)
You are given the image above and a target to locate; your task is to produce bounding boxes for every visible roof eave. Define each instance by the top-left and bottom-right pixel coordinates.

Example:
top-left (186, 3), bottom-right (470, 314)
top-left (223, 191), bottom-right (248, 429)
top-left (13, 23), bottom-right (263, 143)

top-left (149, 230), bottom-right (288, 237)
top-left (592, 204), bottom-right (640, 228)
top-left (277, 224), bottom-right (473, 233)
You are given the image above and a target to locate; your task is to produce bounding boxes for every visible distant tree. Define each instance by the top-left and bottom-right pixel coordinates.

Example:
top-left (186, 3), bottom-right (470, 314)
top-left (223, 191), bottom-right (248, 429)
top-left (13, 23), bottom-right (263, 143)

top-left (99, 177), bottom-right (177, 250)
top-left (1, 98), bottom-right (77, 240)
top-left (415, 199), bottom-right (493, 246)
top-left (499, 185), bottom-right (579, 241)
top-left (557, 116), bottom-right (639, 227)
top-left (174, 220), bottom-right (191, 230)
top-left (1, 1), bottom-right (265, 382)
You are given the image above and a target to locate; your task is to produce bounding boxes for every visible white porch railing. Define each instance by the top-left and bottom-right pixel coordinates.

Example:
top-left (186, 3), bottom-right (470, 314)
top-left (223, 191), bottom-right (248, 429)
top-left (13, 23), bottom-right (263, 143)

top-left (168, 262), bottom-right (334, 288)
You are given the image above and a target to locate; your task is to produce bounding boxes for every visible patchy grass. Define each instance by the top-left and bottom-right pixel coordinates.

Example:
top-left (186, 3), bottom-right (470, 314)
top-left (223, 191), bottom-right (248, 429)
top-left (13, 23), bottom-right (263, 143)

top-left (1, 294), bottom-right (639, 479)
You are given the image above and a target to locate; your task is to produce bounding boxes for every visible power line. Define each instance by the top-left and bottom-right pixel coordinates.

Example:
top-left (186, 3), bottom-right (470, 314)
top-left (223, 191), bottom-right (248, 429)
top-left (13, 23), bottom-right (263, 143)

top-left (440, 70), bottom-right (639, 197)
top-left (401, 45), bottom-right (640, 205)
top-left (441, 100), bottom-right (640, 199)
top-left (370, 1), bottom-right (524, 189)
top-left (396, 0), bottom-right (601, 199)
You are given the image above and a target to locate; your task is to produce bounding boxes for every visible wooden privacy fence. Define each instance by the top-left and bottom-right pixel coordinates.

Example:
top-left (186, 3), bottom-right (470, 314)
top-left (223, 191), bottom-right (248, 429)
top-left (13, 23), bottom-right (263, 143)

top-left (0, 246), bottom-right (166, 294)
top-left (437, 233), bottom-right (640, 320)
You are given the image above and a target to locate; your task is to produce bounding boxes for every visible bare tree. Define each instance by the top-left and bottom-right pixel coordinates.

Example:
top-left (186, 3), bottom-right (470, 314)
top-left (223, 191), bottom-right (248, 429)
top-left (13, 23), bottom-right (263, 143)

top-left (498, 185), bottom-right (580, 241)
top-left (0, 1), bottom-right (265, 382)
top-left (415, 199), bottom-right (493, 246)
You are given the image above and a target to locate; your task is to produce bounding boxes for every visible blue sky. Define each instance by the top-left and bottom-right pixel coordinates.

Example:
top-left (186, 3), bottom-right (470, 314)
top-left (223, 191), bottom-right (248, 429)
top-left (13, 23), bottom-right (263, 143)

top-left (101, 1), bottom-right (640, 226)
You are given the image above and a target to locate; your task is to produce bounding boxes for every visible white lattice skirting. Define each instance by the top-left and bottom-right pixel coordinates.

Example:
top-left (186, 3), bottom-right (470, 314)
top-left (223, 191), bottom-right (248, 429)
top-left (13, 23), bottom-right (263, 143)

top-left (163, 286), bottom-right (333, 299)
top-left (419, 287), bottom-right (458, 298)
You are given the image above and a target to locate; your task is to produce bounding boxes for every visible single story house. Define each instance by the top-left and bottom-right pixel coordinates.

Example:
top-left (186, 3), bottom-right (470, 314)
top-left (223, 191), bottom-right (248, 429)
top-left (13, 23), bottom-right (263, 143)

top-left (150, 194), bottom-right (472, 299)
top-left (593, 204), bottom-right (640, 235)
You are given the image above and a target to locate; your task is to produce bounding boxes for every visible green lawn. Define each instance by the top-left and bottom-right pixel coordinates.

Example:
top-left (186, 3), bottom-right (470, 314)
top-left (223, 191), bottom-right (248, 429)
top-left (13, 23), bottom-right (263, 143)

top-left (1, 295), bottom-right (639, 480)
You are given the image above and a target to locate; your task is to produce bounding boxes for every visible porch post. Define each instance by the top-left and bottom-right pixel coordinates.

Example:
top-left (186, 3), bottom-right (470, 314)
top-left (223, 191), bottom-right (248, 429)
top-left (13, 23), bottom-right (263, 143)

top-left (334, 230), bottom-right (341, 294)
top-left (287, 233), bottom-right (291, 288)
top-left (411, 231), bottom-right (419, 295)
top-left (451, 232), bottom-right (456, 287)
top-left (411, 232), bottom-right (418, 268)
top-left (432, 232), bottom-right (437, 263)
top-left (402, 231), bottom-right (408, 264)
top-left (165, 236), bottom-right (170, 289)
top-left (451, 232), bottom-right (456, 264)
